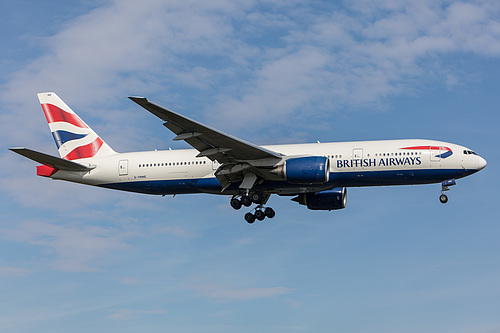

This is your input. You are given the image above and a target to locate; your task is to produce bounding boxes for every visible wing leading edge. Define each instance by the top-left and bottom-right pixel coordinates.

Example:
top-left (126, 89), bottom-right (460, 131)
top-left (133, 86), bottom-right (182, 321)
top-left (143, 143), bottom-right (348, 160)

top-left (128, 97), bottom-right (282, 164)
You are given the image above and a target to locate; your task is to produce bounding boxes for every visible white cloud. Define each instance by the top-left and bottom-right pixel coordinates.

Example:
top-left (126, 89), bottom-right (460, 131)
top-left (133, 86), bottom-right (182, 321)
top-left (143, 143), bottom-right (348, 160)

top-left (235, 237), bottom-right (252, 245)
top-left (108, 308), bottom-right (169, 321)
top-left (119, 277), bottom-right (142, 285)
top-left (2, 0), bottom-right (500, 143)
top-left (194, 284), bottom-right (291, 301)
top-left (0, 0), bottom-right (249, 149)
top-left (156, 225), bottom-right (201, 238)
top-left (0, 219), bottom-right (131, 272)
top-left (0, 267), bottom-right (31, 277)
top-left (208, 0), bottom-right (500, 132)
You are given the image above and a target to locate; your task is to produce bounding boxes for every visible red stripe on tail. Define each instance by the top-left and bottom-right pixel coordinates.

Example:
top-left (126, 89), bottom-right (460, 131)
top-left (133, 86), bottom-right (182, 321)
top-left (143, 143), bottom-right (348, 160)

top-left (63, 137), bottom-right (104, 160)
top-left (41, 103), bottom-right (88, 128)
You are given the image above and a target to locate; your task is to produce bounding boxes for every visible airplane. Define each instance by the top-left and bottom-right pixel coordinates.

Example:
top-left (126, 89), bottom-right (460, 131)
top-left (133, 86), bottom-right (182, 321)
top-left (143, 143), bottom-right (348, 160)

top-left (10, 92), bottom-right (487, 223)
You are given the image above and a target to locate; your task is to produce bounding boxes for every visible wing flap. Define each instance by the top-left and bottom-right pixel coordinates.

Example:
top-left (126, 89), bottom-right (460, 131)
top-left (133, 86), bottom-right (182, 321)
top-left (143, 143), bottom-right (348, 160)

top-left (9, 147), bottom-right (94, 171)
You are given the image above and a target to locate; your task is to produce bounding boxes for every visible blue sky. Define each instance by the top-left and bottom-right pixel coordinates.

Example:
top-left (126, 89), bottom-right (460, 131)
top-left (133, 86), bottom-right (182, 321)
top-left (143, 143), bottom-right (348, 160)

top-left (0, 0), bottom-right (499, 332)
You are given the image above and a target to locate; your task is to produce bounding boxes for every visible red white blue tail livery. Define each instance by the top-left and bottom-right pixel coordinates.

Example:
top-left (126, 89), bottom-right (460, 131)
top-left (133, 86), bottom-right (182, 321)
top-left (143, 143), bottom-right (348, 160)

top-left (10, 92), bottom-right (487, 223)
top-left (38, 92), bottom-right (115, 160)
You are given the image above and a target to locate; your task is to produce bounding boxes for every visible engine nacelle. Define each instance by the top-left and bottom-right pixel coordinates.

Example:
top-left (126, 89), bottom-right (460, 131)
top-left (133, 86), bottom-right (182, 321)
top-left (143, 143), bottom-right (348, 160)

top-left (281, 156), bottom-right (329, 184)
top-left (292, 187), bottom-right (347, 211)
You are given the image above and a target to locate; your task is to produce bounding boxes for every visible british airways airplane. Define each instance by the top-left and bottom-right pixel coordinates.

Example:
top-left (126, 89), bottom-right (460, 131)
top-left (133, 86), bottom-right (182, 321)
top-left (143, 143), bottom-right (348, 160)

top-left (10, 92), bottom-right (487, 223)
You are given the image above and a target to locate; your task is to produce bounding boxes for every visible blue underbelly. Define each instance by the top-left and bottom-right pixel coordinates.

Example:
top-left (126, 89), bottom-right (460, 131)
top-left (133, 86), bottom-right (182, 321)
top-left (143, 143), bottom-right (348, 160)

top-left (98, 168), bottom-right (476, 195)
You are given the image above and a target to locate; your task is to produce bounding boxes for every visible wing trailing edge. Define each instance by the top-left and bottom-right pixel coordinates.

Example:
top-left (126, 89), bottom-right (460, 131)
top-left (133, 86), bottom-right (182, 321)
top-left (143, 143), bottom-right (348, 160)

top-left (128, 96), bottom-right (282, 163)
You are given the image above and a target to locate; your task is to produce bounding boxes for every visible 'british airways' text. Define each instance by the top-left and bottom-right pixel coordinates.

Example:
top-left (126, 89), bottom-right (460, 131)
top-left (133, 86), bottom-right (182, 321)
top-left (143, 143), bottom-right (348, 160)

top-left (337, 157), bottom-right (422, 168)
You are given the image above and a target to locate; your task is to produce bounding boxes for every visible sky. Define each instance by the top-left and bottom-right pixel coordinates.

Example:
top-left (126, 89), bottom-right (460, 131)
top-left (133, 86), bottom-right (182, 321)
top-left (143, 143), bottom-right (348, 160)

top-left (0, 0), bottom-right (499, 332)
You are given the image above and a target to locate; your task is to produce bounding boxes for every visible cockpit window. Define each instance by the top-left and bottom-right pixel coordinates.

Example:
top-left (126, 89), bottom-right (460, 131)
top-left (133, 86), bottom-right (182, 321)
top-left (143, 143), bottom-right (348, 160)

top-left (463, 150), bottom-right (477, 155)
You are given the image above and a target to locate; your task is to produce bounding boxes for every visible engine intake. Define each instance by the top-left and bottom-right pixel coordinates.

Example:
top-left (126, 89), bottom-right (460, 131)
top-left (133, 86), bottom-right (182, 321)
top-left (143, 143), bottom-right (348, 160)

top-left (292, 187), bottom-right (347, 211)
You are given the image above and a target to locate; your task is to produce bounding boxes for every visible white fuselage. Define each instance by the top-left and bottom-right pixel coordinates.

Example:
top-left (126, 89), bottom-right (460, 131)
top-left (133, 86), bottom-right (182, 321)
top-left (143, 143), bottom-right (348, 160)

top-left (49, 139), bottom-right (486, 196)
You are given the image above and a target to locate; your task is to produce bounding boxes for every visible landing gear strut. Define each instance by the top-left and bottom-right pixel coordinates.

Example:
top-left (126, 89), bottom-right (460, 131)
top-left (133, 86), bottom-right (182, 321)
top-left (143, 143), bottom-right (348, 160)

top-left (230, 194), bottom-right (275, 223)
top-left (440, 179), bottom-right (456, 204)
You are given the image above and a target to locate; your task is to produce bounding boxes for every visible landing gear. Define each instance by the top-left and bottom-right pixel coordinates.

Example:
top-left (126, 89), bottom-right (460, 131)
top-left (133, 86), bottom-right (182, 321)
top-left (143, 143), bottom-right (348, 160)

top-left (230, 195), bottom-right (252, 209)
top-left (264, 207), bottom-right (276, 218)
top-left (244, 212), bottom-right (255, 224)
top-left (439, 179), bottom-right (456, 204)
top-left (255, 209), bottom-right (265, 221)
top-left (241, 195), bottom-right (252, 207)
top-left (439, 194), bottom-right (448, 204)
top-left (243, 206), bottom-right (275, 224)
top-left (250, 192), bottom-right (264, 204)
top-left (230, 198), bottom-right (242, 210)
top-left (230, 194), bottom-right (276, 223)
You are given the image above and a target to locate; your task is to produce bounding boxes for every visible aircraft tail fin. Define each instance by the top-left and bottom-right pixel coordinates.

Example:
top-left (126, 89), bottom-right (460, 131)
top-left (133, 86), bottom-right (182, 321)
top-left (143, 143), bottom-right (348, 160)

top-left (37, 92), bottom-right (116, 160)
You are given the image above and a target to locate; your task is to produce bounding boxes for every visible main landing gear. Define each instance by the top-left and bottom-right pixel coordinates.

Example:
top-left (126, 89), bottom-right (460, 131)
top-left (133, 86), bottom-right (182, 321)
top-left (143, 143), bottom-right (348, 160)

top-left (439, 179), bottom-right (456, 204)
top-left (230, 194), bottom-right (275, 224)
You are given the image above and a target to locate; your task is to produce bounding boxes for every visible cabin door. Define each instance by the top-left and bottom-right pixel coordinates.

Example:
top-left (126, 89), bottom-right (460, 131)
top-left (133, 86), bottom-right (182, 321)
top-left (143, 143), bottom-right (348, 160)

top-left (119, 160), bottom-right (128, 176)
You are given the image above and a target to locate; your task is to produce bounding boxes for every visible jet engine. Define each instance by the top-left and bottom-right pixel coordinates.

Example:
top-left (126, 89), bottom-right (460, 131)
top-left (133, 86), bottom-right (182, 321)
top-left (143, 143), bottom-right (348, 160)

top-left (272, 156), bottom-right (329, 184)
top-left (292, 187), bottom-right (347, 211)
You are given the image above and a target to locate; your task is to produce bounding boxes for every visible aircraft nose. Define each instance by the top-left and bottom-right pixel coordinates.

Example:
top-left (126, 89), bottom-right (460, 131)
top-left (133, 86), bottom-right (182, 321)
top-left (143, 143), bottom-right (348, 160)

top-left (478, 156), bottom-right (487, 170)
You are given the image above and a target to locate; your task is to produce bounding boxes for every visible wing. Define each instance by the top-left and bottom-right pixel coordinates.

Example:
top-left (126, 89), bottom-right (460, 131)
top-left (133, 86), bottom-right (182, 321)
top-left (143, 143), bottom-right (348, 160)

top-left (9, 147), bottom-right (94, 171)
top-left (128, 97), bottom-right (282, 164)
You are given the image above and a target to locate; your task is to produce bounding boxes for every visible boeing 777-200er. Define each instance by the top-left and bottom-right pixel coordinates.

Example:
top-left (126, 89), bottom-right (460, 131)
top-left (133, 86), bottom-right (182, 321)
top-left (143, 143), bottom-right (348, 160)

top-left (10, 92), bottom-right (487, 223)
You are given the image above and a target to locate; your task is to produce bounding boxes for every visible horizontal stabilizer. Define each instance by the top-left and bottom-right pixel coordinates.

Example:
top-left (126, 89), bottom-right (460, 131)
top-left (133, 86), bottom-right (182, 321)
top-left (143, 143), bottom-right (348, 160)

top-left (9, 147), bottom-right (94, 171)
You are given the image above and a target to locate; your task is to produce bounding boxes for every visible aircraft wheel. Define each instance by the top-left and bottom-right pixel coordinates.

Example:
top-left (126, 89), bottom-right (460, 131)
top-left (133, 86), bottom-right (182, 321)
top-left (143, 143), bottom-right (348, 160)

top-left (264, 207), bottom-right (275, 218)
top-left (230, 198), bottom-right (242, 210)
top-left (255, 210), bottom-right (265, 221)
top-left (439, 194), bottom-right (448, 204)
top-left (244, 212), bottom-right (255, 224)
top-left (241, 195), bottom-right (252, 207)
top-left (251, 192), bottom-right (263, 204)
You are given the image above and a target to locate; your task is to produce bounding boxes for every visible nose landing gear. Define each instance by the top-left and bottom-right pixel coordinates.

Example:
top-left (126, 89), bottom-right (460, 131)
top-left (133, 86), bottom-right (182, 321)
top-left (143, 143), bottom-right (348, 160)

top-left (439, 179), bottom-right (456, 204)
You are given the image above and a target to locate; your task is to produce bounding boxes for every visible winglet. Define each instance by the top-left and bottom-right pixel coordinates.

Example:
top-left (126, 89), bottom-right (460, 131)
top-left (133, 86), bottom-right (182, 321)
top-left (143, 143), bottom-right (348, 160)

top-left (128, 96), bottom-right (147, 101)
